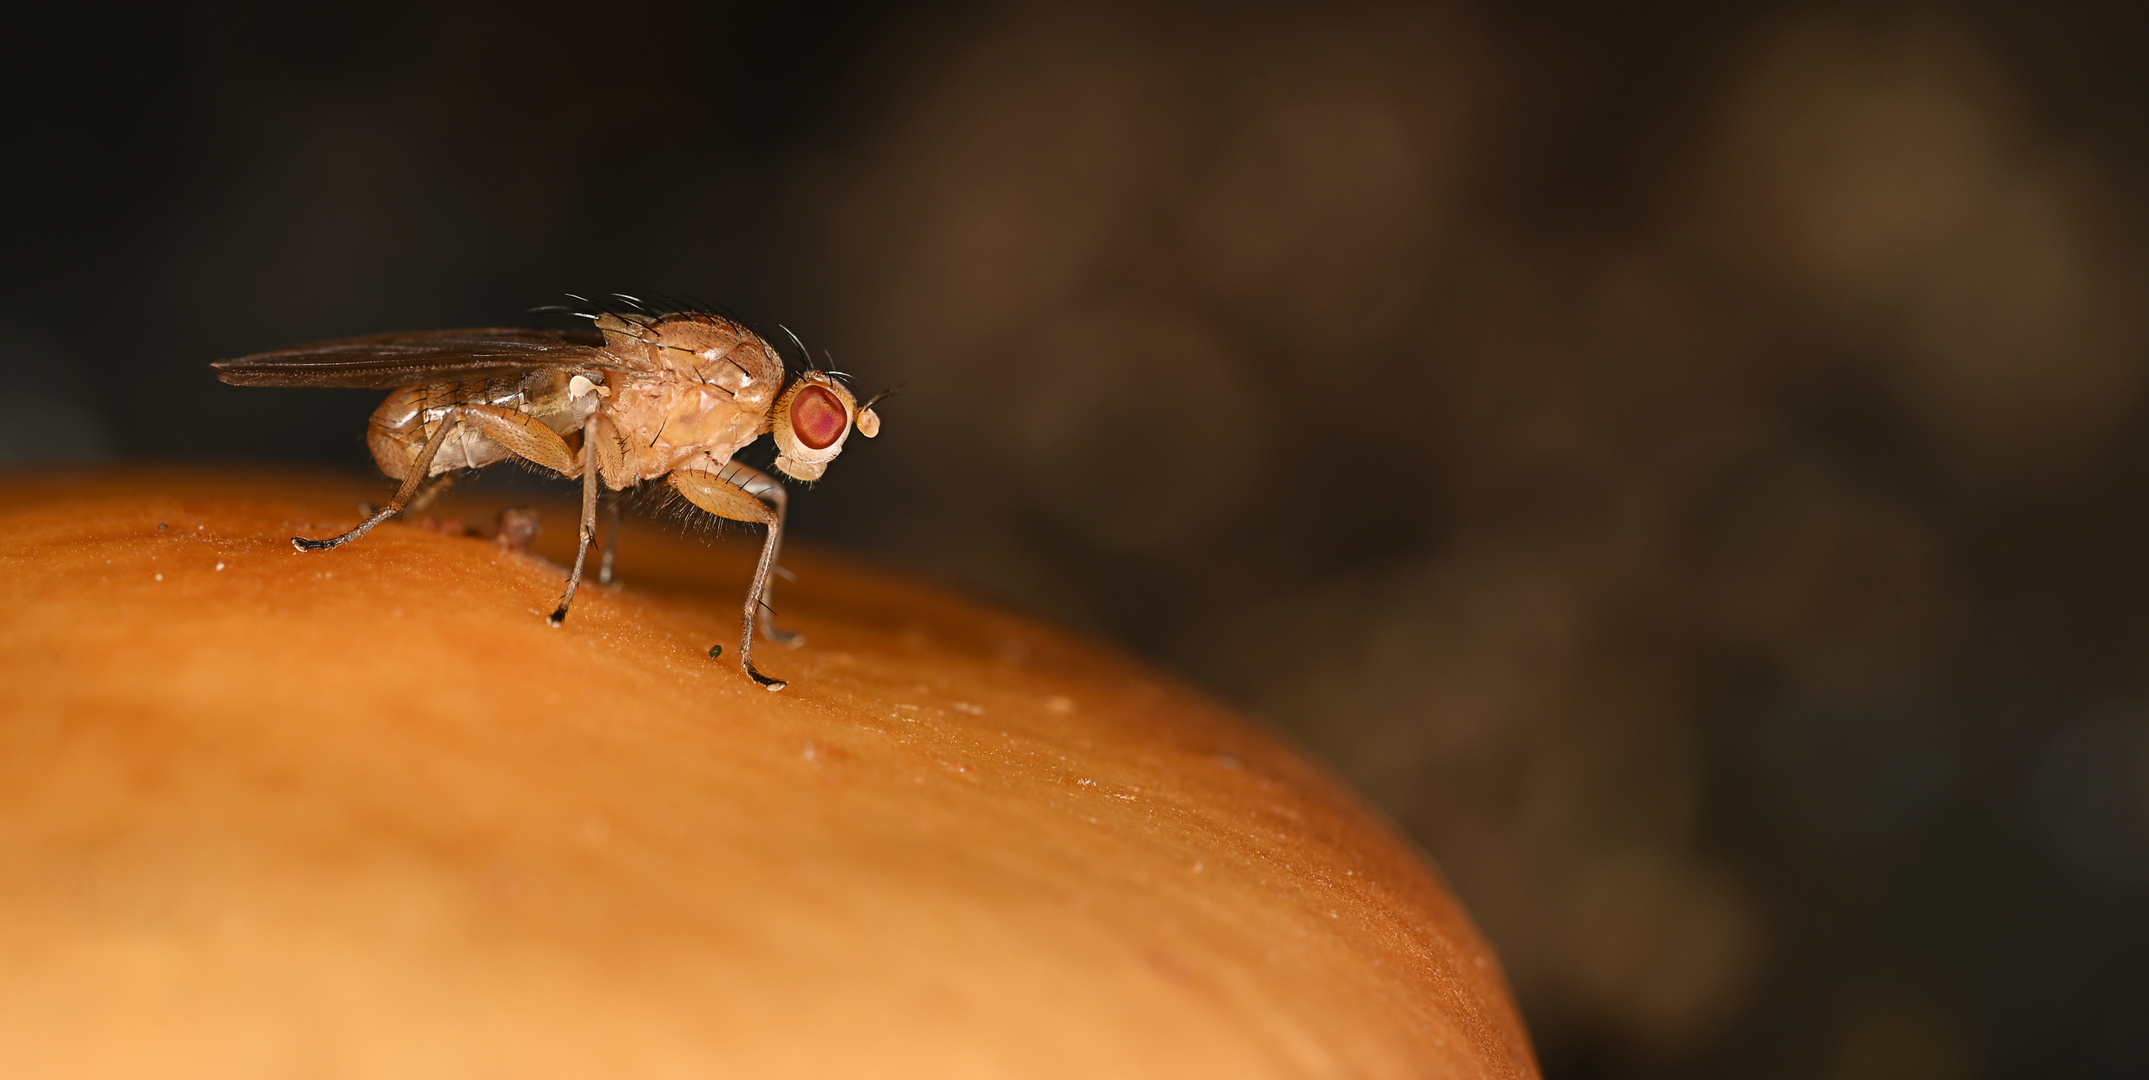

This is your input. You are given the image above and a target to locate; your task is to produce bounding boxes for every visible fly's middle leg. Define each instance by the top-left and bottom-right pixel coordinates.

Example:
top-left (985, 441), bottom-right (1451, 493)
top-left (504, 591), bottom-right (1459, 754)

top-left (548, 417), bottom-right (603, 626)
top-left (404, 470), bottom-right (459, 514)
top-left (597, 492), bottom-right (624, 587)
top-left (364, 471), bottom-right (460, 518)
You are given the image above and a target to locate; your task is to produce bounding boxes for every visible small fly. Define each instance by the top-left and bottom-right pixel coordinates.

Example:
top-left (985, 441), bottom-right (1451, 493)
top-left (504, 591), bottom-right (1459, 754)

top-left (211, 298), bottom-right (885, 690)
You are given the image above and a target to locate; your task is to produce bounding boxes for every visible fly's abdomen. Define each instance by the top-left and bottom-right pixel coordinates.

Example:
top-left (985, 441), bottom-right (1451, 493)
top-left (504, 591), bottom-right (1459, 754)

top-left (366, 379), bottom-right (525, 480)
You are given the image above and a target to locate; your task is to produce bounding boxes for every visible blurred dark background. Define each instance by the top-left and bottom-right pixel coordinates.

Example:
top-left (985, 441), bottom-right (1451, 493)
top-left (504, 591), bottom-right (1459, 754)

top-left (8, 1), bottom-right (2149, 1075)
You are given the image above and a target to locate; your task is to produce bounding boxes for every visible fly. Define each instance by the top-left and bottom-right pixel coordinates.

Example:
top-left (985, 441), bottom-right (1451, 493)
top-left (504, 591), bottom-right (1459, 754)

top-left (211, 302), bottom-right (886, 690)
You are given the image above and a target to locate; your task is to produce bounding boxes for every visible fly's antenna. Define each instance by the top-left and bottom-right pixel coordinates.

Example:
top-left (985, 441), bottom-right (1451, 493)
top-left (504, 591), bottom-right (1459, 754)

top-left (858, 385), bottom-right (903, 412)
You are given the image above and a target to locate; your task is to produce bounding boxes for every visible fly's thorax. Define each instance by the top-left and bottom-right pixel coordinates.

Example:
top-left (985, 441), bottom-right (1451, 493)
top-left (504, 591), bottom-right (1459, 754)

top-left (584, 313), bottom-right (789, 479)
top-left (594, 311), bottom-right (785, 392)
top-left (517, 369), bottom-right (601, 434)
top-left (601, 365), bottom-right (778, 481)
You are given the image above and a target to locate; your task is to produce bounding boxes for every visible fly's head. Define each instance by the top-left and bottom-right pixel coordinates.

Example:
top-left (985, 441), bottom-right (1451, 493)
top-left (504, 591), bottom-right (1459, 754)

top-left (769, 371), bottom-right (884, 481)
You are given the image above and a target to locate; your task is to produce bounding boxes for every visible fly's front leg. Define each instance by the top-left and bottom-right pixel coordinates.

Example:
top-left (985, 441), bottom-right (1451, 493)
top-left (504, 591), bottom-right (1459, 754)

top-left (724, 463), bottom-right (802, 648)
top-left (668, 465), bottom-right (791, 690)
top-left (296, 406), bottom-right (468, 551)
top-left (547, 417), bottom-right (602, 626)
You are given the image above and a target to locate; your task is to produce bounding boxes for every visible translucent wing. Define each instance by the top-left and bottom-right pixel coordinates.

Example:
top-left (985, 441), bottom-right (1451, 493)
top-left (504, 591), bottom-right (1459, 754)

top-left (212, 327), bottom-right (625, 389)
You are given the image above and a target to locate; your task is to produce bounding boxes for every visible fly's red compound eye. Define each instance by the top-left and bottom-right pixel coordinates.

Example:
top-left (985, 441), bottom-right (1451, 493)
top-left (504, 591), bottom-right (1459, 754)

top-left (790, 385), bottom-right (849, 450)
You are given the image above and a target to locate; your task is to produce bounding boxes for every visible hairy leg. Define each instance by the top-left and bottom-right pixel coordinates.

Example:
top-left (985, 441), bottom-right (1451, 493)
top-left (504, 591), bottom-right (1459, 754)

top-left (668, 465), bottom-right (790, 690)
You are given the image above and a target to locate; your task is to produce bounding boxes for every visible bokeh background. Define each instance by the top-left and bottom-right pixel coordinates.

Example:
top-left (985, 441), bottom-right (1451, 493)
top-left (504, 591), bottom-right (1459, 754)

top-left (8, 1), bottom-right (2149, 1075)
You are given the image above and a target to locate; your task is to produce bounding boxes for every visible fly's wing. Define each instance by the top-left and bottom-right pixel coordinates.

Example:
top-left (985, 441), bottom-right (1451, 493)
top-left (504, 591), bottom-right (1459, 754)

top-left (212, 327), bottom-right (627, 389)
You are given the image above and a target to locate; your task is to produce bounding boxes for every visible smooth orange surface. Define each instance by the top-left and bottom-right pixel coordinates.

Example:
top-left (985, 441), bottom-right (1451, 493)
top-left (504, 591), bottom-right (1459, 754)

top-left (0, 470), bottom-right (1538, 1079)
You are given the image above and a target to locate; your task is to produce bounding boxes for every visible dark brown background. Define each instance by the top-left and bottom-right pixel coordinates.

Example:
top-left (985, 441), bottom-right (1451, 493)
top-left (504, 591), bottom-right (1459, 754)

top-left (6, 2), bottom-right (2148, 1076)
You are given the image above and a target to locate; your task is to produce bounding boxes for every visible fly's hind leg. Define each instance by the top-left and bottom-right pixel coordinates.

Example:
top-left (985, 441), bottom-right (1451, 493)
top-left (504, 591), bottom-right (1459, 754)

top-left (295, 407), bottom-right (469, 551)
top-left (547, 417), bottom-right (602, 626)
top-left (298, 402), bottom-right (583, 554)
top-left (668, 464), bottom-right (793, 690)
